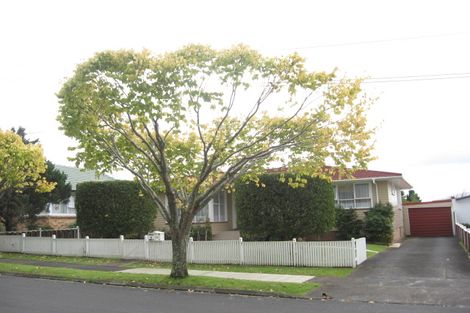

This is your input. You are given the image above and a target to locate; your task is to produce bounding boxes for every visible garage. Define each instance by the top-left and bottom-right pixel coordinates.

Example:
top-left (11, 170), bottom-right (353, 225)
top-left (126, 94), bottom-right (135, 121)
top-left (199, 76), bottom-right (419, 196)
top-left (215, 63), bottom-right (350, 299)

top-left (407, 202), bottom-right (453, 237)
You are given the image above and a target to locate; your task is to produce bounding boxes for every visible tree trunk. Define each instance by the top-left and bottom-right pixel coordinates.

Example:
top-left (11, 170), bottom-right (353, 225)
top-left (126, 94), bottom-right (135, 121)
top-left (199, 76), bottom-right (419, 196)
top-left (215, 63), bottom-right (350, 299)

top-left (170, 228), bottom-right (190, 278)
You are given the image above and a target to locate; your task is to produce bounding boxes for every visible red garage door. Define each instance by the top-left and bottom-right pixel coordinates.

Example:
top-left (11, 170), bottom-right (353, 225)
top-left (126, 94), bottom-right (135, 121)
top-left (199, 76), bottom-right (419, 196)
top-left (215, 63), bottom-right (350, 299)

top-left (409, 207), bottom-right (453, 237)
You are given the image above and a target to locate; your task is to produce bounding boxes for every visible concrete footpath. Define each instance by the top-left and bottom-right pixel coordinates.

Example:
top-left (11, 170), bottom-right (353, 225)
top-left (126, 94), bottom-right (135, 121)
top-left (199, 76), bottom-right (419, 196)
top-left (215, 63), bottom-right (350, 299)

top-left (120, 268), bottom-right (314, 283)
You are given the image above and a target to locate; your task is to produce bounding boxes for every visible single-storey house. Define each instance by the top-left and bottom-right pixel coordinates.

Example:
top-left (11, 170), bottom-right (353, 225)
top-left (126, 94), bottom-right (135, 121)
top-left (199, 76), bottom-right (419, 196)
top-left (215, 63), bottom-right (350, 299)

top-left (153, 169), bottom-right (412, 242)
top-left (37, 165), bottom-right (114, 229)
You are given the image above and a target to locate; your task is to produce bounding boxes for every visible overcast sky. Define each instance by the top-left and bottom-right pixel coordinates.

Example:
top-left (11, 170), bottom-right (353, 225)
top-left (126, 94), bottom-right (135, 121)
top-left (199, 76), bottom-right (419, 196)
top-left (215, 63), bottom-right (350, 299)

top-left (1, 0), bottom-right (469, 201)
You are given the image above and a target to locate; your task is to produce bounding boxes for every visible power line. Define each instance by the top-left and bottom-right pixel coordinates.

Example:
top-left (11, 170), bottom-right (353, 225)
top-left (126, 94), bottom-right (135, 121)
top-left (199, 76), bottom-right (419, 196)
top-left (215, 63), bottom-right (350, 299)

top-left (360, 72), bottom-right (470, 84)
top-left (286, 32), bottom-right (470, 50)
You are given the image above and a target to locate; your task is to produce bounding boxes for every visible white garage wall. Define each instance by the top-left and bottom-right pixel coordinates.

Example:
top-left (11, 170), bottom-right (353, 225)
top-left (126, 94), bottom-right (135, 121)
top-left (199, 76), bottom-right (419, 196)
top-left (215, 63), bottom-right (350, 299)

top-left (454, 196), bottom-right (470, 224)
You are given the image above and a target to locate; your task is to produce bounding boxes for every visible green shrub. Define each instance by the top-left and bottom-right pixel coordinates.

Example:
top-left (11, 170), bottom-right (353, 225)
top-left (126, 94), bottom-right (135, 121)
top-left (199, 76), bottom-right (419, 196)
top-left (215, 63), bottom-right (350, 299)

top-left (235, 174), bottom-right (335, 241)
top-left (76, 180), bottom-right (156, 238)
top-left (335, 207), bottom-right (364, 240)
top-left (364, 202), bottom-right (394, 244)
top-left (190, 223), bottom-right (212, 241)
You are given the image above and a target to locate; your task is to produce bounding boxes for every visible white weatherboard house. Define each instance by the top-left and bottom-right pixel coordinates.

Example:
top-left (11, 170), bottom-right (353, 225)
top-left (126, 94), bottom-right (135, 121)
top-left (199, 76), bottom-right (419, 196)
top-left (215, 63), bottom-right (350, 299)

top-left (37, 165), bottom-right (114, 229)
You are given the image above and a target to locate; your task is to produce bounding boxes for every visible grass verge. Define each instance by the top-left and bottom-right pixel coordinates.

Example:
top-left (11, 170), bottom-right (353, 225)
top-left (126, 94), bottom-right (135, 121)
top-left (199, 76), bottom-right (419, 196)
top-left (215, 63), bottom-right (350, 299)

top-left (0, 262), bottom-right (317, 296)
top-left (0, 252), bottom-right (353, 277)
top-left (366, 243), bottom-right (389, 258)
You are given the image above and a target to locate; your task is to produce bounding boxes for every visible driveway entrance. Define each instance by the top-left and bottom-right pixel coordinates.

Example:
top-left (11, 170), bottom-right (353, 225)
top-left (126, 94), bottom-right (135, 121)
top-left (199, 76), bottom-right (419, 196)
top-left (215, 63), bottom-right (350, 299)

top-left (316, 237), bottom-right (470, 307)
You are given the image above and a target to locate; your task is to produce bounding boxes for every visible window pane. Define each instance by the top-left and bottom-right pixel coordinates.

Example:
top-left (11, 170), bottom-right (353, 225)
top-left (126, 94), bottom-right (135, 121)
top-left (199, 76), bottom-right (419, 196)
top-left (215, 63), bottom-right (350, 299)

top-left (194, 205), bottom-right (209, 223)
top-left (338, 185), bottom-right (354, 200)
top-left (355, 183), bottom-right (369, 198)
top-left (213, 191), bottom-right (226, 222)
top-left (339, 200), bottom-right (355, 209)
top-left (356, 199), bottom-right (372, 208)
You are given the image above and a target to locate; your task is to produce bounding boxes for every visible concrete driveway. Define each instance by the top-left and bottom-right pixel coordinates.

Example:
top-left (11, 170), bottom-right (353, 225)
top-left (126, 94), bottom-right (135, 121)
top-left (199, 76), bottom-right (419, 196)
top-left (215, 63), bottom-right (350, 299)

top-left (315, 237), bottom-right (470, 308)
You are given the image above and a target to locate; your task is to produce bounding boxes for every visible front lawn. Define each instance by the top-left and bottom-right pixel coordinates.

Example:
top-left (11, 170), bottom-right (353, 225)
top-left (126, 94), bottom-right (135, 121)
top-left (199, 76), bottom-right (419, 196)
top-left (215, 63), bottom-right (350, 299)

top-left (366, 243), bottom-right (389, 258)
top-left (0, 252), bottom-right (353, 277)
top-left (0, 262), bottom-right (317, 296)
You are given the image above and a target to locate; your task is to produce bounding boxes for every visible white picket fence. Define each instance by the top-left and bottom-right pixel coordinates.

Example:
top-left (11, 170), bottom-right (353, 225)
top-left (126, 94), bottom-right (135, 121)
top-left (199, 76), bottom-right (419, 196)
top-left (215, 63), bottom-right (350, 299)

top-left (0, 235), bottom-right (367, 268)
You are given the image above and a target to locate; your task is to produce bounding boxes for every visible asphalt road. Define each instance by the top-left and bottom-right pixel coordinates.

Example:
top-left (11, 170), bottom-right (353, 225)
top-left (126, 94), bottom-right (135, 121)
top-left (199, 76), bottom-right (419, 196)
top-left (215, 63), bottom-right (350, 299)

top-left (316, 237), bottom-right (470, 307)
top-left (0, 275), bottom-right (468, 313)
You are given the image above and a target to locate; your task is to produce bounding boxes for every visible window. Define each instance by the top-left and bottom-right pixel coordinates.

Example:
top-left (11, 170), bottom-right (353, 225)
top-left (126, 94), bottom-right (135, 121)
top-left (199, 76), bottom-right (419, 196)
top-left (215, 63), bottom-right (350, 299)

top-left (212, 191), bottom-right (227, 222)
top-left (336, 183), bottom-right (372, 209)
top-left (192, 191), bottom-right (227, 223)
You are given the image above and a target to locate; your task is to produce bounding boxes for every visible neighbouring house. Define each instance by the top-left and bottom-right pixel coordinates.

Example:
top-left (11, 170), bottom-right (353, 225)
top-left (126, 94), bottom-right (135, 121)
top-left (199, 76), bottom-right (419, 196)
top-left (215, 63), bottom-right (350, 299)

top-left (36, 165), bottom-right (114, 229)
top-left (153, 169), bottom-right (412, 242)
top-left (453, 195), bottom-right (470, 225)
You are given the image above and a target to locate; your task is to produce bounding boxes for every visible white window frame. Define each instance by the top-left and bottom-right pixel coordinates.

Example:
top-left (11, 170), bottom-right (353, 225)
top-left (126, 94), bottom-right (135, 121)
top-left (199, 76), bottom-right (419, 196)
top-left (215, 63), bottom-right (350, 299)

top-left (192, 191), bottom-right (228, 223)
top-left (335, 182), bottom-right (373, 209)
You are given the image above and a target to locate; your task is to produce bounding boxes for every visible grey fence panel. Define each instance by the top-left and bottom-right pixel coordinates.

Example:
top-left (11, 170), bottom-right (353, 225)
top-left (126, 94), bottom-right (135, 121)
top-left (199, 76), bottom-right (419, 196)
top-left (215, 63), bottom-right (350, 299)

top-left (0, 236), bottom-right (22, 252)
top-left (243, 241), bottom-right (293, 266)
top-left (296, 241), bottom-right (354, 267)
top-left (148, 241), bottom-right (172, 262)
top-left (88, 239), bottom-right (121, 258)
top-left (56, 239), bottom-right (86, 256)
top-left (23, 237), bottom-right (53, 255)
top-left (191, 240), bottom-right (240, 264)
top-left (123, 239), bottom-right (146, 260)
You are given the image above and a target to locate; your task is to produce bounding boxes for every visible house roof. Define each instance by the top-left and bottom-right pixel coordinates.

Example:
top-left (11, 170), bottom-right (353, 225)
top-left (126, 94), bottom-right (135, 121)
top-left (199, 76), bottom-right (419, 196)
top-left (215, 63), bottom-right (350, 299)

top-left (267, 167), bottom-right (412, 189)
top-left (54, 165), bottom-right (115, 190)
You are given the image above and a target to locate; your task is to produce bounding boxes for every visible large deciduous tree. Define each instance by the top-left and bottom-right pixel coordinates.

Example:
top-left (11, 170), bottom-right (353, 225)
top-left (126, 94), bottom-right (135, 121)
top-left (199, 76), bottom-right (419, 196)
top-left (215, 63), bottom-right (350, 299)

top-left (0, 130), bottom-right (55, 230)
top-left (57, 45), bottom-right (374, 278)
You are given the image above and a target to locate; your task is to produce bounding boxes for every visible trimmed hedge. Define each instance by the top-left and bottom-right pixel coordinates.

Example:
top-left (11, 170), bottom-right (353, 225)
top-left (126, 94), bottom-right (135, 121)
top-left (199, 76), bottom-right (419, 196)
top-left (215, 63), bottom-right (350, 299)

top-left (76, 180), bottom-right (156, 238)
top-left (235, 174), bottom-right (335, 241)
top-left (364, 202), bottom-right (394, 244)
top-left (335, 207), bottom-right (364, 240)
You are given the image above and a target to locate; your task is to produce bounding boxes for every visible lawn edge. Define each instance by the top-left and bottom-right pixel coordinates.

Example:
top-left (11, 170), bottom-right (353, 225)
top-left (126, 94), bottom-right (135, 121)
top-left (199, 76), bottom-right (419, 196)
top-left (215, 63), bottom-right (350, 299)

top-left (0, 271), bottom-right (317, 301)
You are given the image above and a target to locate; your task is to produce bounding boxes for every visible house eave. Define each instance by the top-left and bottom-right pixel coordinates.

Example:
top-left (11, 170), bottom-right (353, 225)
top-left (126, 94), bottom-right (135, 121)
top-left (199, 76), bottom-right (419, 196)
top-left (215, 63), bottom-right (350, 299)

top-left (333, 176), bottom-right (412, 190)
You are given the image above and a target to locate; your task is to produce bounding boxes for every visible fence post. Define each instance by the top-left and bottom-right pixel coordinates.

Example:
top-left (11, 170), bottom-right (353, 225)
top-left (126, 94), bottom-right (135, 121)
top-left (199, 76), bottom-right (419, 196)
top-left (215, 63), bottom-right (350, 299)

top-left (85, 236), bottom-right (90, 257)
top-left (119, 235), bottom-right (125, 258)
top-left (76, 226), bottom-right (80, 239)
top-left (51, 234), bottom-right (57, 255)
top-left (39, 228), bottom-right (42, 238)
top-left (189, 237), bottom-right (194, 263)
top-left (292, 238), bottom-right (297, 267)
top-left (21, 233), bottom-right (26, 253)
top-left (351, 238), bottom-right (357, 268)
top-left (144, 235), bottom-right (150, 260)
top-left (239, 237), bottom-right (244, 265)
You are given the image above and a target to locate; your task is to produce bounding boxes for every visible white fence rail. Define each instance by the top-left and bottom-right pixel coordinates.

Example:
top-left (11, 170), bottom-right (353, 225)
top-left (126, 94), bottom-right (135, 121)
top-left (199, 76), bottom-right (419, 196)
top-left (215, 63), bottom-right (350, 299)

top-left (0, 234), bottom-right (367, 268)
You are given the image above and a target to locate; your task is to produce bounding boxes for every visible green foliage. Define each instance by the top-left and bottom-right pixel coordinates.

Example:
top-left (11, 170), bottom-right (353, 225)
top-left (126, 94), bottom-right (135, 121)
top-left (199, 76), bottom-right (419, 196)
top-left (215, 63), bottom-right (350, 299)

top-left (76, 180), bottom-right (156, 238)
top-left (190, 223), bottom-right (212, 241)
top-left (402, 189), bottom-right (421, 203)
top-left (364, 202), bottom-right (394, 244)
top-left (0, 129), bottom-right (55, 230)
top-left (58, 45), bottom-right (374, 277)
top-left (335, 207), bottom-right (364, 240)
top-left (235, 174), bottom-right (335, 241)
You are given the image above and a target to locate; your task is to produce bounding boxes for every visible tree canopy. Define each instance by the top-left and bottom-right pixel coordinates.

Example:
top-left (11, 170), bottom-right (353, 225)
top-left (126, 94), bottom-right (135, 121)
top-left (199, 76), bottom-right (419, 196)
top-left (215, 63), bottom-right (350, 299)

top-left (57, 45), bottom-right (374, 277)
top-left (0, 129), bottom-right (55, 230)
top-left (402, 189), bottom-right (421, 203)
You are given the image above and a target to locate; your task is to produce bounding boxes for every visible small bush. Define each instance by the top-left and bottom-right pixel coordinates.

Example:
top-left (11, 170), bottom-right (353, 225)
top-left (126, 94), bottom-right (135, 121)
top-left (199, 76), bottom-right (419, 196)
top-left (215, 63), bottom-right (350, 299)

top-left (190, 223), bottom-right (212, 241)
top-left (335, 207), bottom-right (364, 240)
top-left (364, 203), bottom-right (394, 244)
top-left (462, 223), bottom-right (470, 229)
top-left (76, 180), bottom-right (156, 238)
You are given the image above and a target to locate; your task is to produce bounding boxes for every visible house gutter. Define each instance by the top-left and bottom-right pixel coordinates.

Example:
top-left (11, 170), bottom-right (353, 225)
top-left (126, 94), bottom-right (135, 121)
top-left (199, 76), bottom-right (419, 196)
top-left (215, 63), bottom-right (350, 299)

top-left (372, 179), bottom-right (379, 205)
